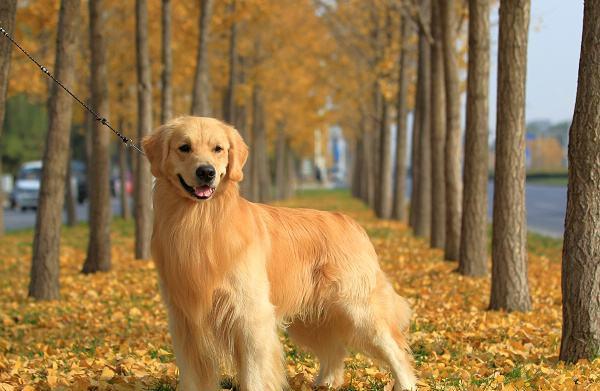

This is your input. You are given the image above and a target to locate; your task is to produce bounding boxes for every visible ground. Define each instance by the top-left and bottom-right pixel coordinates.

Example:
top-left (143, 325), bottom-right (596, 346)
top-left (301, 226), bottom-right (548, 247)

top-left (0, 190), bottom-right (597, 391)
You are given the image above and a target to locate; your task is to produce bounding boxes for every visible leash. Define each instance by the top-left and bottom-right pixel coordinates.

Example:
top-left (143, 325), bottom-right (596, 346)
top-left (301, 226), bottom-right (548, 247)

top-left (0, 26), bottom-right (145, 155)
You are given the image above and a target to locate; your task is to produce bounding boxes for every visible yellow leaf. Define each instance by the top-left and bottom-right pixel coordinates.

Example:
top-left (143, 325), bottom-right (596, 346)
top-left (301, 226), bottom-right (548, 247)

top-left (100, 367), bottom-right (115, 380)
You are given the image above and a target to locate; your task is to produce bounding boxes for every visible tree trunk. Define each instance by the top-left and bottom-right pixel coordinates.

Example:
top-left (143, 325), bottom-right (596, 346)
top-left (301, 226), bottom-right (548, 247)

top-left (65, 158), bottom-right (77, 226)
top-left (370, 89), bottom-right (382, 210)
top-left (85, 103), bottom-right (93, 197)
top-left (352, 137), bottom-right (362, 198)
top-left (414, 0), bottom-right (432, 239)
top-left (459, 0), bottom-right (490, 277)
top-left (29, 0), bottom-right (80, 300)
top-left (160, 0), bottom-right (172, 124)
top-left (0, 0), bottom-right (17, 237)
top-left (119, 143), bottom-right (131, 219)
top-left (224, 0), bottom-right (237, 124)
top-left (375, 100), bottom-right (392, 218)
top-left (135, 0), bottom-right (153, 260)
top-left (430, 0), bottom-right (446, 249)
top-left (409, 92), bottom-right (422, 229)
top-left (559, 0), bottom-right (600, 363)
top-left (442, 0), bottom-right (463, 261)
top-left (83, 0), bottom-right (112, 274)
top-left (284, 140), bottom-right (296, 199)
top-left (392, 15), bottom-right (411, 222)
top-left (190, 0), bottom-right (213, 116)
top-left (489, 0), bottom-right (531, 312)
top-left (250, 82), bottom-right (270, 202)
top-left (235, 56), bottom-right (250, 198)
top-left (275, 122), bottom-right (286, 200)
top-left (362, 129), bottom-right (376, 207)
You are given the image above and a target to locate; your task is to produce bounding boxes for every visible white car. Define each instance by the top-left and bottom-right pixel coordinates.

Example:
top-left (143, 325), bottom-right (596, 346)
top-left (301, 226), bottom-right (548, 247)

top-left (11, 161), bottom-right (78, 211)
top-left (11, 161), bottom-right (42, 210)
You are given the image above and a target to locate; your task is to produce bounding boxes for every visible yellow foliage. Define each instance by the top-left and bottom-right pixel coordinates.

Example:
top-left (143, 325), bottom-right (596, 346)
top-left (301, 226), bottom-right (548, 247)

top-left (0, 192), bottom-right (598, 390)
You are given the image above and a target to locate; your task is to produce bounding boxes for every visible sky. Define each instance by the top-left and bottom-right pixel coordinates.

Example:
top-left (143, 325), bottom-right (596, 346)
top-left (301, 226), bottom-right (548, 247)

top-left (488, 0), bottom-right (584, 130)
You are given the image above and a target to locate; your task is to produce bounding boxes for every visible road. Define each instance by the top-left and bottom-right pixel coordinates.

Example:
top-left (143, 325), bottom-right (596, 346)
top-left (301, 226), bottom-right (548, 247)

top-left (402, 180), bottom-right (566, 238)
top-left (4, 198), bottom-right (125, 232)
top-left (488, 182), bottom-right (566, 238)
top-left (3, 183), bottom-right (567, 238)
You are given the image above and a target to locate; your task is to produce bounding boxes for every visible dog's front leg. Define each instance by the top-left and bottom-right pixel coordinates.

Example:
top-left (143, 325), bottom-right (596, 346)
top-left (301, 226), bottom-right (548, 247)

top-left (167, 305), bottom-right (219, 391)
top-left (234, 291), bottom-right (286, 390)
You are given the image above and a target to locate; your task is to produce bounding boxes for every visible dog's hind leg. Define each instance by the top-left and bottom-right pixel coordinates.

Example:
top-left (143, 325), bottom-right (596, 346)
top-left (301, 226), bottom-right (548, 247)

top-left (288, 320), bottom-right (347, 388)
top-left (363, 327), bottom-right (416, 391)
top-left (345, 275), bottom-right (416, 390)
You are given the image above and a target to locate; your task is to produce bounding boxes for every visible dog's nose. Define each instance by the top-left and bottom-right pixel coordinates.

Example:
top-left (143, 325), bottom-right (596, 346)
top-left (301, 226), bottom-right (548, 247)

top-left (196, 165), bottom-right (216, 182)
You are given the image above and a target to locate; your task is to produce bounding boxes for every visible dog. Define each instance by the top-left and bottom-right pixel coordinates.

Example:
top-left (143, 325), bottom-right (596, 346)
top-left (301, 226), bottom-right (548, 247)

top-left (142, 116), bottom-right (417, 390)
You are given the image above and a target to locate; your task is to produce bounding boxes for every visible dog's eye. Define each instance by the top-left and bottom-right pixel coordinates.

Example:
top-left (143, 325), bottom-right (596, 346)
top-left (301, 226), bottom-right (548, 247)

top-left (214, 145), bottom-right (223, 153)
top-left (179, 144), bottom-right (191, 153)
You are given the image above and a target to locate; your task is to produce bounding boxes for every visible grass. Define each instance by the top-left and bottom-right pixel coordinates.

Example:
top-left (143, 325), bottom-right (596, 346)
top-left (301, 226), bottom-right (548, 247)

top-left (526, 171), bottom-right (568, 187)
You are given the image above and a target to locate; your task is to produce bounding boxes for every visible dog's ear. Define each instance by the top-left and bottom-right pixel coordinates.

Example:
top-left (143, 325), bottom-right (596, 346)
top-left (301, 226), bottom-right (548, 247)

top-left (142, 125), bottom-right (170, 178)
top-left (222, 123), bottom-right (248, 182)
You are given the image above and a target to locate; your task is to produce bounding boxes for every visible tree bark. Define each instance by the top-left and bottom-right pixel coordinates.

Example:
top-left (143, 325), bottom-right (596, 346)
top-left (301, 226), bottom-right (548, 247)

top-left (85, 103), bottom-right (93, 197)
top-left (284, 140), bottom-right (296, 199)
top-left (135, 0), bottom-right (153, 260)
top-left (29, 0), bottom-right (80, 300)
top-left (83, 0), bottom-right (112, 274)
top-left (351, 137), bottom-right (361, 198)
top-left (250, 82), bottom-right (270, 202)
top-left (392, 15), bottom-right (411, 222)
top-left (442, 0), bottom-right (462, 261)
top-left (459, 0), bottom-right (490, 277)
top-left (190, 0), bottom-right (213, 116)
top-left (409, 90), bottom-right (422, 230)
top-left (160, 0), bottom-right (172, 124)
top-left (414, 0), bottom-right (432, 239)
top-left (275, 122), bottom-right (286, 200)
top-left (374, 4), bottom-right (392, 219)
top-left (370, 89), bottom-right (382, 210)
top-left (362, 128), bottom-right (375, 207)
top-left (65, 158), bottom-right (77, 226)
top-left (430, 0), bottom-right (446, 249)
top-left (489, 0), bottom-right (531, 312)
top-left (235, 56), bottom-right (250, 198)
top-left (224, 0), bottom-right (237, 124)
top-left (559, 0), bottom-right (600, 363)
top-left (0, 0), bottom-right (17, 237)
top-left (118, 143), bottom-right (131, 220)
top-left (375, 100), bottom-right (392, 218)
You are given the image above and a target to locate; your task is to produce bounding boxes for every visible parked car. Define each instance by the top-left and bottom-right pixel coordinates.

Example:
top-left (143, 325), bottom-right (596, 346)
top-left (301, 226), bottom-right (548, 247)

top-left (11, 161), bottom-right (42, 211)
top-left (10, 161), bottom-right (81, 211)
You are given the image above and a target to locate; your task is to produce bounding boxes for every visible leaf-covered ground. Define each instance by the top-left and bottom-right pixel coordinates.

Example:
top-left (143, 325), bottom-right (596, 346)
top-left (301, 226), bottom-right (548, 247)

top-left (0, 190), bottom-right (597, 390)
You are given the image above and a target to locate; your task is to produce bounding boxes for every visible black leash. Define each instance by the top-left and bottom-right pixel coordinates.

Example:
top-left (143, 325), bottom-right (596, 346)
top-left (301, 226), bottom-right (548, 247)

top-left (0, 26), bottom-right (145, 155)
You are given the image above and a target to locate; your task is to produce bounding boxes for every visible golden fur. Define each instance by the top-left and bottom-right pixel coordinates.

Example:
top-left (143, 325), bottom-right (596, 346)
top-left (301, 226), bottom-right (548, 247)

top-left (143, 116), bottom-right (417, 390)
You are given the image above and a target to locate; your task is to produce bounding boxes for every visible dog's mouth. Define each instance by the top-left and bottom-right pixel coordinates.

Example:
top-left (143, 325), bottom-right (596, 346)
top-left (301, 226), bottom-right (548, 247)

top-left (178, 174), bottom-right (215, 200)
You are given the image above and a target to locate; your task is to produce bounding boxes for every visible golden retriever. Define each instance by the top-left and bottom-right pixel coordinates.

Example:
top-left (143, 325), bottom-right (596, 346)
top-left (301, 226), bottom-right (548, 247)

top-left (142, 116), bottom-right (416, 391)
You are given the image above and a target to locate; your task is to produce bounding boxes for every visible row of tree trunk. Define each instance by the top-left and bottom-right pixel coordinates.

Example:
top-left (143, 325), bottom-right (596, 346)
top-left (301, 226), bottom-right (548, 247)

top-left (350, 0), bottom-right (599, 364)
top-left (17, 0), bottom-right (296, 302)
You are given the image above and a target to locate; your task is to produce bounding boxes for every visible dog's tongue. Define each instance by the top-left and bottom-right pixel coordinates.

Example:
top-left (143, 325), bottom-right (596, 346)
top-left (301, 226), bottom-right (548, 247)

top-left (194, 185), bottom-right (213, 198)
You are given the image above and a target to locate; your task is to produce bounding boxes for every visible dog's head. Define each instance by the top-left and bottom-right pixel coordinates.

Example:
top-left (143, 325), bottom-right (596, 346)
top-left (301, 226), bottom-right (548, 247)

top-left (142, 116), bottom-right (248, 201)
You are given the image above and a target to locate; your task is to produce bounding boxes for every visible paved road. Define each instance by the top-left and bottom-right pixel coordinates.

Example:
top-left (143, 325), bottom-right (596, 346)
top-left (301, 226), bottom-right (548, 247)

top-left (4, 198), bottom-right (125, 232)
top-left (403, 179), bottom-right (566, 238)
top-left (488, 182), bottom-right (566, 238)
top-left (3, 183), bottom-right (567, 238)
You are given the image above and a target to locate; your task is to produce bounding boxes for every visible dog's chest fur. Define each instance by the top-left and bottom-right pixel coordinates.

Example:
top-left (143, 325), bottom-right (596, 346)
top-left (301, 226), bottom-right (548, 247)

top-left (151, 181), bottom-right (254, 322)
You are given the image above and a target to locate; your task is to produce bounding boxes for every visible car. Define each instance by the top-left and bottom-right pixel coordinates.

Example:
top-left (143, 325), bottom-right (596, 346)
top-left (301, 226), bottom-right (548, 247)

top-left (11, 161), bottom-right (42, 211)
top-left (10, 161), bottom-right (81, 211)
